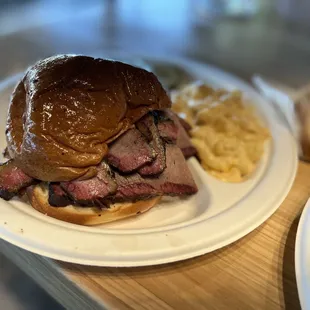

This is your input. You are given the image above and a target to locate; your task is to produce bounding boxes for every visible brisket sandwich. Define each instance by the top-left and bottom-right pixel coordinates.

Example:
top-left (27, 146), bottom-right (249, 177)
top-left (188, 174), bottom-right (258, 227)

top-left (0, 55), bottom-right (198, 225)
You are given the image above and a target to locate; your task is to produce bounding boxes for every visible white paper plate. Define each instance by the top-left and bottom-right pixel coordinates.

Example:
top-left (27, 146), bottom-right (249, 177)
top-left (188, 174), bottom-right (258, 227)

top-left (0, 56), bottom-right (297, 267)
top-left (296, 199), bottom-right (310, 309)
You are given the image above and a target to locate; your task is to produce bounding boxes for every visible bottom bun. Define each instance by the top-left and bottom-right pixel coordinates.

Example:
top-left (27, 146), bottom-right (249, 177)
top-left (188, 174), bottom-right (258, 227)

top-left (27, 184), bottom-right (161, 226)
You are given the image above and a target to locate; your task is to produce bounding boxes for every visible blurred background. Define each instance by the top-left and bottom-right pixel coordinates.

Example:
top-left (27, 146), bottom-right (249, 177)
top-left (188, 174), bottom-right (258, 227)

top-left (0, 0), bottom-right (309, 309)
top-left (0, 0), bottom-right (309, 86)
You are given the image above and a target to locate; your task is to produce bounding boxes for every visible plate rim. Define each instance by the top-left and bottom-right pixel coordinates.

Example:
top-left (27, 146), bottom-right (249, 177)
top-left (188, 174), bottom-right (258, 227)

top-left (0, 54), bottom-right (298, 266)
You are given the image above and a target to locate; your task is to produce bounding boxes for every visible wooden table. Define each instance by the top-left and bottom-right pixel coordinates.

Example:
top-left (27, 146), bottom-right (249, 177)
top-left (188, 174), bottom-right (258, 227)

top-left (1, 161), bottom-right (309, 310)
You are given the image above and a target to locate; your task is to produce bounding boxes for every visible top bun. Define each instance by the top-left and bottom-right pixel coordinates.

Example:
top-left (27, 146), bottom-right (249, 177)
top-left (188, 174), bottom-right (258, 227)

top-left (6, 55), bottom-right (171, 181)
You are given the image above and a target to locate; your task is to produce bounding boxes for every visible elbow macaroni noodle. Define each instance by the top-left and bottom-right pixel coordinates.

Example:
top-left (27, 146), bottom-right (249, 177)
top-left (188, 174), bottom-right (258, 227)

top-left (171, 82), bottom-right (270, 183)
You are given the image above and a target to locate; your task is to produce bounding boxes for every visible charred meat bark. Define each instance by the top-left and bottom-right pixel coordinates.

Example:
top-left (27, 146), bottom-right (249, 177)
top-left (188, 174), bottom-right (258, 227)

top-left (137, 114), bottom-right (166, 176)
top-left (48, 183), bottom-right (72, 207)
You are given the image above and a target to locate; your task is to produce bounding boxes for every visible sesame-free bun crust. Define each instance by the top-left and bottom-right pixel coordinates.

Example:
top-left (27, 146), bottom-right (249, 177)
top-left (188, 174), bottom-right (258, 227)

top-left (27, 184), bottom-right (161, 226)
top-left (7, 55), bottom-right (171, 182)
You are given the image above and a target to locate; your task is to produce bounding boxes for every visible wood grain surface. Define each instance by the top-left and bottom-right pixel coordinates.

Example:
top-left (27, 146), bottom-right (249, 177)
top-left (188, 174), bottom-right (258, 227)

top-left (1, 161), bottom-right (309, 310)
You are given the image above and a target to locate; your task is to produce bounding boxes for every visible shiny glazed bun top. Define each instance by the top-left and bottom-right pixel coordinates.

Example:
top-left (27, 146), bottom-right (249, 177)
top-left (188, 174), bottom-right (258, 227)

top-left (6, 55), bottom-right (171, 181)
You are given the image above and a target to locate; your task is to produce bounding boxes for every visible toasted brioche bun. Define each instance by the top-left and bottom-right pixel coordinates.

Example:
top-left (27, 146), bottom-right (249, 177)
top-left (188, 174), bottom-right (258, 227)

top-left (27, 184), bottom-right (161, 226)
top-left (7, 55), bottom-right (171, 182)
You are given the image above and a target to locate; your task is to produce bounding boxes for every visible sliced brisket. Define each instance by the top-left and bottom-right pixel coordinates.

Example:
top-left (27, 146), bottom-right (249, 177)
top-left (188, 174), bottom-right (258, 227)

top-left (60, 162), bottom-right (117, 205)
top-left (0, 160), bottom-right (35, 200)
top-left (48, 183), bottom-right (72, 207)
top-left (157, 119), bottom-right (179, 143)
top-left (114, 172), bottom-right (159, 201)
top-left (113, 144), bottom-right (197, 201)
top-left (106, 128), bottom-right (156, 172)
top-left (137, 114), bottom-right (166, 176)
top-left (152, 110), bottom-right (179, 144)
top-left (51, 144), bottom-right (197, 206)
top-left (177, 116), bottom-right (192, 132)
top-left (153, 144), bottom-right (198, 195)
top-left (179, 145), bottom-right (197, 159)
top-left (166, 111), bottom-right (197, 159)
top-left (46, 111), bottom-right (197, 207)
top-left (135, 115), bottom-right (152, 141)
top-left (138, 139), bottom-right (166, 176)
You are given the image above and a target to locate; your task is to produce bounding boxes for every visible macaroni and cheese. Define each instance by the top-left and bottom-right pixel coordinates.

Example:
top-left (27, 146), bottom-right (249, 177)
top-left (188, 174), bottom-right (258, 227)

top-left (171, 82), bottom-right (270, 183)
